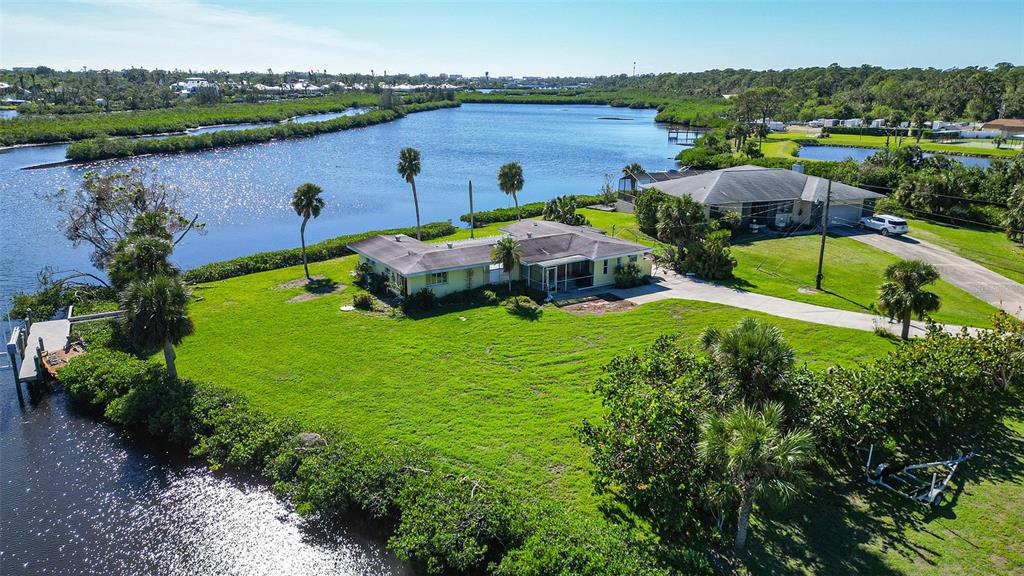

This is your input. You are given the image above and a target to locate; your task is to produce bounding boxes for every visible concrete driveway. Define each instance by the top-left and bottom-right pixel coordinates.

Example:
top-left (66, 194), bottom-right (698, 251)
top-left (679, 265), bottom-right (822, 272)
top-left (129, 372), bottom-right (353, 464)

top-left (605, 267), bottom-right (974, 339)
top-left (838, 227), bottom-right (1024, 318)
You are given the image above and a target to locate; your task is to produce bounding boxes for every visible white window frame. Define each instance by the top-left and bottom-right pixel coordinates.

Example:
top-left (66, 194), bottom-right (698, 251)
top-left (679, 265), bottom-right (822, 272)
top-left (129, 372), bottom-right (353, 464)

top-left (602, 259), bottom-right (609, 274)
top-left (426, 271), bottom-right (449, 286)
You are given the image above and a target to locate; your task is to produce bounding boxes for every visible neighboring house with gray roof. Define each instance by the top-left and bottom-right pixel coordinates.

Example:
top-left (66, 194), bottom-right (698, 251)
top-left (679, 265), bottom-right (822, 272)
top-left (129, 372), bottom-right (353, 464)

top-left (638, 165), bottom-right (883, 229)
top-left (348, 220), bottom-right (652, 297)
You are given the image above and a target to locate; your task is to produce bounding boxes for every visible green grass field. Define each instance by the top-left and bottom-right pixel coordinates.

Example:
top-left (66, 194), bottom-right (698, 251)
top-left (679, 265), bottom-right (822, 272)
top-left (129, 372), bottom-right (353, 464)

top-left (764, 131), bottom-right (1022, 159)
top-left (176, 255), bottom-right (897, 512)
top-left (172, 215), bottom-right (1021, 574)
top-left (728, 234), bottom-right (999, 328)
top-left (578, 209), bottom-right (999, 327)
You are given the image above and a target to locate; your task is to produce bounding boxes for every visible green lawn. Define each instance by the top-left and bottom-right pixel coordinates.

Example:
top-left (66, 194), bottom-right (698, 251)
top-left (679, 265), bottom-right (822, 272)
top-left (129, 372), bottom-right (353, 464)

top-left (576, 209), bottom-right (1000, 327)
top-left (176, 255), bottom-right (897, 512)
top-left (902, 218), bottom-right (1024, 285)
top-left (728, 234), bottom-right (999, 328)
top-left (765, 131), bottom-right (1022, 159)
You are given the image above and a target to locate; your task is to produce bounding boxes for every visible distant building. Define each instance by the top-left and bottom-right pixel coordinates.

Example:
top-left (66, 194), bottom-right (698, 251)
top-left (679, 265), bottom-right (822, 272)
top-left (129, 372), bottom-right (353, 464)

top-left (869, 118), bottom-right (886, 128)
top-left (170, 77), bottom-right (210, 95)
top-left (840, 118), bottom-right (863, 128)
top-left (982, 119), bottom-right (1024, 135)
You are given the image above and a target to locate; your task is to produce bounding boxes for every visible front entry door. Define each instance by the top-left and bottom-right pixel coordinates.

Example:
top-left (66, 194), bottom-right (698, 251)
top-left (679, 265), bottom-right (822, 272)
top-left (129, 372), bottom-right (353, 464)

top-left (546, 267), bottom-right (557, 291)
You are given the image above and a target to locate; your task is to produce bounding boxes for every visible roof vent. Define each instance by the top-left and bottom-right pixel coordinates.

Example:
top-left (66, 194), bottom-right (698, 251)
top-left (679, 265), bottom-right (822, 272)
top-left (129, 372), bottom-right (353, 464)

top-left (532, 221), bottom-right (538, 226)
top-left (527, 232), bottom-right (533, 238)
top-left (394, 235), bottom-right (402, 242)
top-left (446, 242), bottom-right (454, 249)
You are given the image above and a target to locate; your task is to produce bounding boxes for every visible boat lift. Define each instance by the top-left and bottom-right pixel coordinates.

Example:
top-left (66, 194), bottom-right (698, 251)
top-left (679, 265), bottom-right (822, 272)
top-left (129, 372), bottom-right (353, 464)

top-left (865, 444), bottom-right (974, 508)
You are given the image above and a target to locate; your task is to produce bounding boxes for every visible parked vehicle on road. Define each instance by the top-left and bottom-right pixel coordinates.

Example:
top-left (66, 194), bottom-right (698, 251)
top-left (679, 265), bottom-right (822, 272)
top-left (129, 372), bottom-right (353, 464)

top-left (859, 214), bottom-right (909, 236)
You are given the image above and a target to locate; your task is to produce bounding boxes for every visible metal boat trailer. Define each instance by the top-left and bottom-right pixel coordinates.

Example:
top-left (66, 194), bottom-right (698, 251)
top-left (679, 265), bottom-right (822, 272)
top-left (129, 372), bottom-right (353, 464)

top-left (865, 444), bottom-right (974, 508)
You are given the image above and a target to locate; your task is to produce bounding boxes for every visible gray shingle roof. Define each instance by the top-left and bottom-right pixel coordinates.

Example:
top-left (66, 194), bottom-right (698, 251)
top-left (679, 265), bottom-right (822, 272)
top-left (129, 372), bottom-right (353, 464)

top-left (640, 165), bottom-right (882, 205)
top-left (348, 220), bottom-right (649, 276)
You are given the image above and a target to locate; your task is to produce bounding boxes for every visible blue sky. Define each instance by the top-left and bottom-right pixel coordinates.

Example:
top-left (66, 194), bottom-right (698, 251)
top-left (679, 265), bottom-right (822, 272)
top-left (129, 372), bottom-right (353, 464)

top-left (2, 1), bottom-right (1022, 75)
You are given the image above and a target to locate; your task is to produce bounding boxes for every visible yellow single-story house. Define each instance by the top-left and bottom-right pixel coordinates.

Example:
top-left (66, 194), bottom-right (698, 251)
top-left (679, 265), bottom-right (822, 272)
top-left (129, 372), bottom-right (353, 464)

top-left (348, 219), bottom-right (652, 298)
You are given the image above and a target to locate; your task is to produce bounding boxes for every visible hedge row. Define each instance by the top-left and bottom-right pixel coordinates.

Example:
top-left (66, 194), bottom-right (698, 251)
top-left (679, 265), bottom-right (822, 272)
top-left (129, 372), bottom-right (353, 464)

top-left (823, 126), bottom-right (934, 138)
top-left (183, 221), bottom-right (456, 284)
top-left (460, 194), bottom-right (605, 226)
top-left (65, 100), bottom-right (460, 161)
top-left (57, 346), bottom-right (678, 576)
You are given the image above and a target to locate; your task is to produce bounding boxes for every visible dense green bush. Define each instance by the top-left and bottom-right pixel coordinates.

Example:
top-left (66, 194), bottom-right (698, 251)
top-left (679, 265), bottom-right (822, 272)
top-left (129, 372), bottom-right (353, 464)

top-left (495, 513), bottom-right (681, 576)
top-left (633, 188), bottom-right (669, 236)
top-left (65, 101), bottom-right (459, 161)
top-left (390, 473), bottom-right (528, 574)
top-left (183, 221), bottom-right (455, 283)
top-left (482, 289), bottom-right (500, 305)
top-left (402, 288), bottom-right (438, 311)
top-left (59, 348), bottom-right (150, 412)
top-left (105, 371), bottom-right (195, 442)
top-left (190, 392), bottom-right (299, 471)
top-left (790, 313), bottom-right (1023, 455)
top-left (292, 437), bottom-right (424, 519)
top-left (352, 293), bottom-right (374, 310)
top-left (613, 262), bottom-right (647, 288)
top-left (58, 348), bottom-right (195, 442)
top-left (460, 194), bottom-right (603, 226)
top-left (823, 126), bottom-right (933, 138)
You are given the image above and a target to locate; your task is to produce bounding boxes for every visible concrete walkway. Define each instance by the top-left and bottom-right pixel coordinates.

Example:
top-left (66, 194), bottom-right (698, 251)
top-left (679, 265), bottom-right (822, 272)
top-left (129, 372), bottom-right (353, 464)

top-left (604, 268), bottom-right (974, 338)
top-left (839, 228), bottom-right (1024, 319)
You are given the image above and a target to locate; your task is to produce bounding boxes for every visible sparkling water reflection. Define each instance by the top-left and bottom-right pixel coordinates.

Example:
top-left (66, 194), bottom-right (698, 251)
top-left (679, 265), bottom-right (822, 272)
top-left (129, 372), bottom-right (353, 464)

top-left (0, 374), bottom-right (411, 576)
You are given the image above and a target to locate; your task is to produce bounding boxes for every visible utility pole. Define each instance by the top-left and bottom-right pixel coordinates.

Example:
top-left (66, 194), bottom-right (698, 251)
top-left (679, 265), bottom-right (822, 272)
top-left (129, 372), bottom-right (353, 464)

top-left (815, 179), bottom-right (832, 291)
top-left (468, 180), bottom-right (475, 239)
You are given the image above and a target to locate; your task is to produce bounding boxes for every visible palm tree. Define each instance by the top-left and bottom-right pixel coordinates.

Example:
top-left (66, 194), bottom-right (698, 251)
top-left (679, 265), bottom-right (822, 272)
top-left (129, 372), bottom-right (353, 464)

top-left (490, 236), bottom-right (522, 292)
top-left (290, 183), bottom-right (325, 280)
top-left (878, 259), bottom-right (942, 339)
top-left (542, 195), bottom-right (588, 226)
top-left (497, 161), bottom-right (525, 220)
top-left (621, 163), bottom-right (645, 191)
top-left (699, 402), bottom-right (814, 553)
top-left (397, 147), bottom-right (423, 239)
top-left (700, 317), bottom-right (795, 404)
top-left (121, 274), bottom-right (194, 379)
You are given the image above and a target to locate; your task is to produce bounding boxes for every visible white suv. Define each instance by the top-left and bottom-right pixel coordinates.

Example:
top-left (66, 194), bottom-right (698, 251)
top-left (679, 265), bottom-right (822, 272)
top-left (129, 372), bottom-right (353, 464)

top-left (859, 214), bottom-right (909, 236)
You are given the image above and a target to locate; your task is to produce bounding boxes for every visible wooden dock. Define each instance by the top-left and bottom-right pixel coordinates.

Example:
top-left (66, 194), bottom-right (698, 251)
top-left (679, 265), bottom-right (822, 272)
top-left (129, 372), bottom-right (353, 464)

top-left (12, 319), bottom-right (71, 383)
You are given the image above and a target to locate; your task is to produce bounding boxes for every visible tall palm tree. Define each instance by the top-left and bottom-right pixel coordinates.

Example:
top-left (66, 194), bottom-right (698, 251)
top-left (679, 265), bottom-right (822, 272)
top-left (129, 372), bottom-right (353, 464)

top-left (699, 402), bottom-right (814, 553)
top-left (701, 317), bottom-right (795, 404)
top-left (497, 162), bottom-right (525, 220)
top-left (490, 236), bottom-right (522, 291)
top-left (397, 147), bottom-right (423, 239)
top-left (290, 183), bottom-right (325, 280)
top-left (621, 163), bottom-right (645, 191)
top-left (121, 274), bottom-right (194, 379)
top-left (877, 259), bottom-right (941, 339)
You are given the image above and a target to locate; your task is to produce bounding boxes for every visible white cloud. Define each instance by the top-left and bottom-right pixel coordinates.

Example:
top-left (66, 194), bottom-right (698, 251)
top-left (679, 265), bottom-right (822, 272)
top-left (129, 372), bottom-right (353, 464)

top-left (1, 0), bottom-right (422, 72)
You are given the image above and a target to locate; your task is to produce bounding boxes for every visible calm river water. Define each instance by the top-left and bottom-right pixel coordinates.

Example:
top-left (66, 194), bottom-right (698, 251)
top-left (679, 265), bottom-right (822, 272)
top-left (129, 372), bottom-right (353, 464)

top-left (0, 103), bottom-right (680, 575)
top-left (0, 103), bottom-right (681, 306)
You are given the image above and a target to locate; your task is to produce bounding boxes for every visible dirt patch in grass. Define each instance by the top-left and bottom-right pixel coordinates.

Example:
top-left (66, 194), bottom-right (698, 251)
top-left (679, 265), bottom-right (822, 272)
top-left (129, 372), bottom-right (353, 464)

top-left (277, 275), bottom-right (326, 290)
top-left (279, 275), bottom-right (347, 303)
top-left (560, 294), bottom-right (637, 315)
